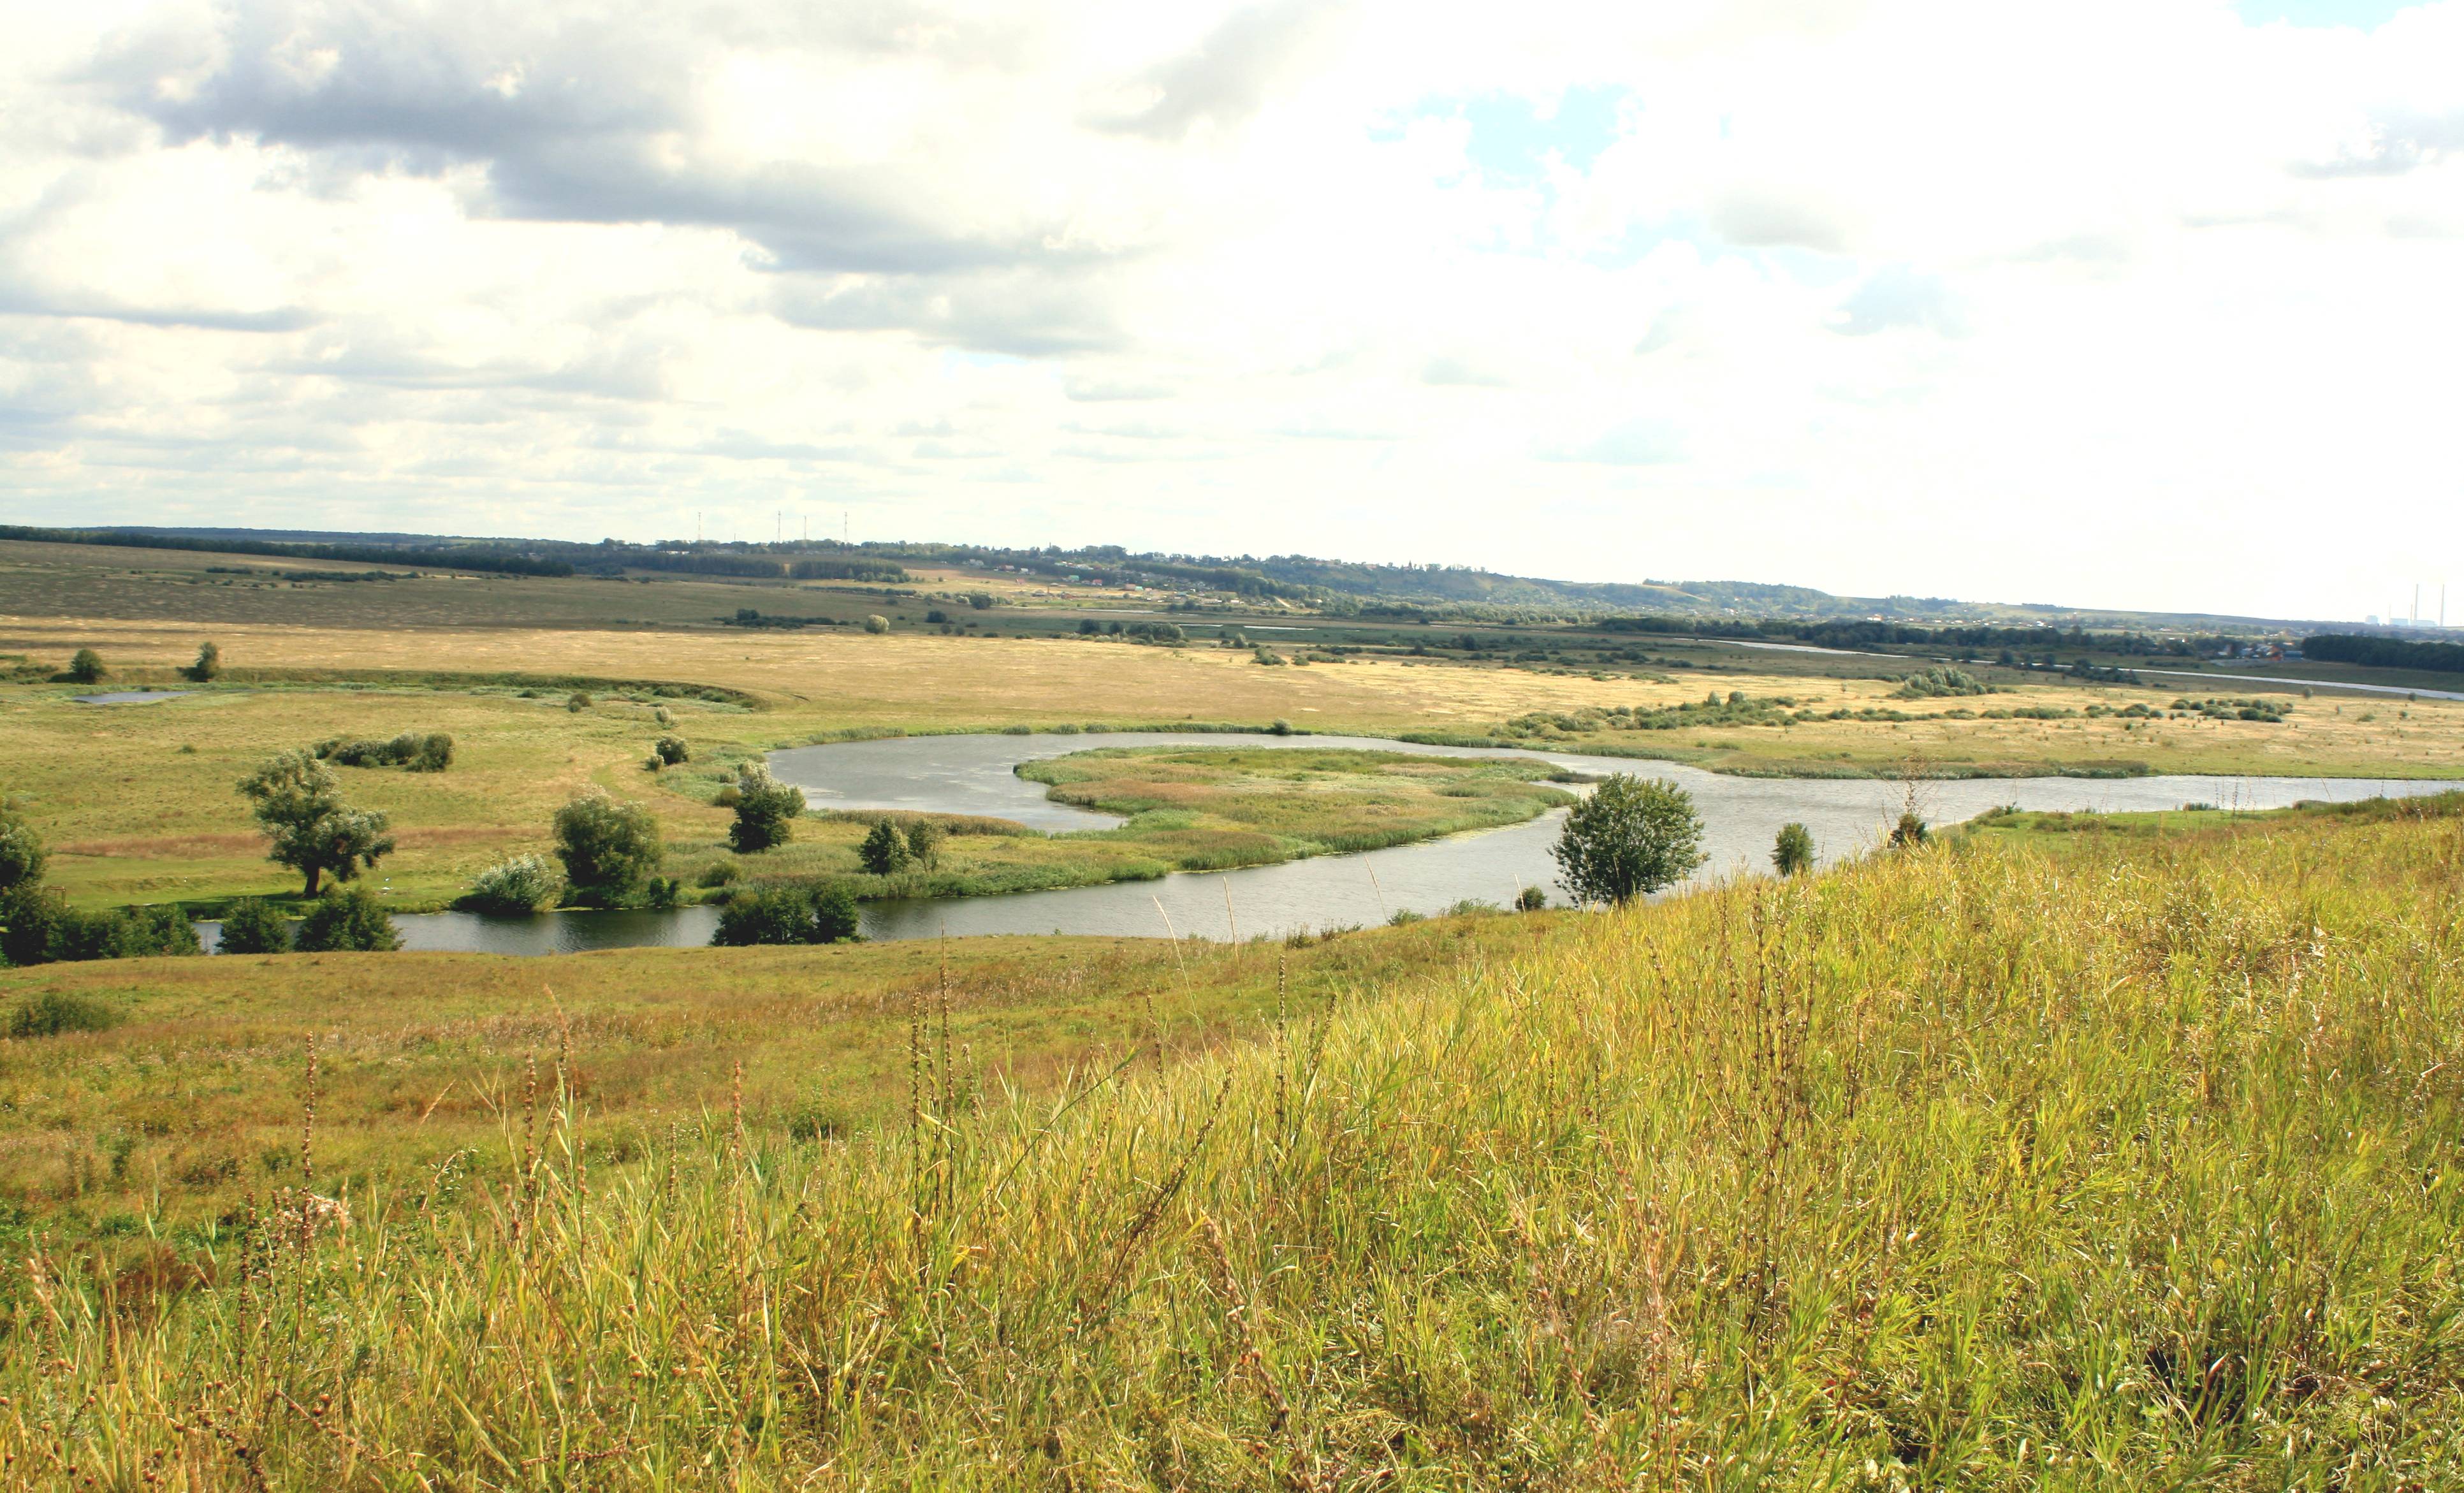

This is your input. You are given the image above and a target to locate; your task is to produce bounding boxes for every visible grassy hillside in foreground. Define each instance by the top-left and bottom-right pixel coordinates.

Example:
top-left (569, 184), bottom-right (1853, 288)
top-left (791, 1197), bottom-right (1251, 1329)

top-left (0, 916), bottom-right (1561, 1243)
top-left (8, 801), bottom-right (2464, 1487)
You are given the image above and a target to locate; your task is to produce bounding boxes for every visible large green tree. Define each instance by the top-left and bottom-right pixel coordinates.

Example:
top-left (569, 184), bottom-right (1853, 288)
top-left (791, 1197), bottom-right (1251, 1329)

top-left (1550, 775), bottom-right (1707, 907)
top-left (551, 791), bottom-right (664, 907)
top-left (237, 751), bottom-right (395, 896)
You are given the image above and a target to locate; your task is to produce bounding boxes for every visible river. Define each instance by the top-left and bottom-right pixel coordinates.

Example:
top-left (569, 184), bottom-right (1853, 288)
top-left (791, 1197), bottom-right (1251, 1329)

top-left (196, 731), bottom-right (2456, 953)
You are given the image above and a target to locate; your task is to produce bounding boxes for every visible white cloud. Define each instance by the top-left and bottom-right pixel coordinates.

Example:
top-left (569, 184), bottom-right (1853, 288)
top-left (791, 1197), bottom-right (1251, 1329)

top-left (1, 0), bottom-right (2460, 619)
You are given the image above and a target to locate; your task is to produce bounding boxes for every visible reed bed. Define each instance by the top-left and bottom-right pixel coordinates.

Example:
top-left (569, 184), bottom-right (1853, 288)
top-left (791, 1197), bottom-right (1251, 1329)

top-left (6, 804), bottom-right (2463, 1488)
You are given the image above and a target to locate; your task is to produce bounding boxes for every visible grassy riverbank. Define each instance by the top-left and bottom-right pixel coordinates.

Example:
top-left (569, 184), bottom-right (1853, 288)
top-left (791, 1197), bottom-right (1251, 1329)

top-left (5, 785), bottom-right (2462, 1486)
top-left (6, 583), bottom-right (2463, 915)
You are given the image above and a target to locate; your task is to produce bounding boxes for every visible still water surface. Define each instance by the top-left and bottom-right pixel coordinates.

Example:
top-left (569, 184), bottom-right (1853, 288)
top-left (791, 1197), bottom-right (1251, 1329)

top-left (215, 732), bottom-right (2453, 953)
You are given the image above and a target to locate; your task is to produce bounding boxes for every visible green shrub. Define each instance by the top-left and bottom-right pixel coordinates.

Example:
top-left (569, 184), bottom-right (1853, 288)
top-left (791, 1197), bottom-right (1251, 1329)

top-left (186, 641), bottom-right (222, 682)
top-left (215, 898), bottom-right (291, 954)
top-left (863, 615), bottom-right (889, 635)
top-left (462, 855), bottom-right (565, 915)
top-left (1890, 811), bottom-right (1930, 849)
top-left (553, 792), bottom-right (664, 907)
top-left (317, 731), bottom-right (455, 772)
top-left (858, 821), bottom-right (910, 875)
top-left (1772, 822), bottom-right (1816, 877)
top-left (653, 735), bottom-right (690, 766)
top-left (567, 692), bottom-right (592, 712)
top-left (1516, 885), bottom-right (1547, 912)
top-left (711, 884), bottom-right (862, 946)
top-left (697, 859), bottom-right (742, 889)
top-left (905, 820), bottom-right (945, 870)
top-left (1892, 666), bottom-right (1993, 700)
top-left (7, 991), bottom-right (121, 1039)
top-left (0, 886), bottom-right (62, 966)
top-left (728, 768), bottom-right (806, 854)
top-left (0, 808), bottom-right (45, 894)
top-left (66, 648), bottom-right (105, 684)
top-left (291, 886), bottom-right (402, 952)
top-left (3, 891), bottom-right (198, 965)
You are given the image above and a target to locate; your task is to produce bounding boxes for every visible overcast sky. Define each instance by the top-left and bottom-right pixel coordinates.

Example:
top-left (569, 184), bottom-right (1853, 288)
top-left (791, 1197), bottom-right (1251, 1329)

top-left (3, 0), bottom-right (2458, 622)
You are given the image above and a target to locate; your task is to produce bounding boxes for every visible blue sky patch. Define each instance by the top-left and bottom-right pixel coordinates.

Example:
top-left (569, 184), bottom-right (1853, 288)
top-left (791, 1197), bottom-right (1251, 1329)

top-left (2234, 0), bottom-right (2421, 27)
top-left (1383, 85), bottom-right (1630, 184)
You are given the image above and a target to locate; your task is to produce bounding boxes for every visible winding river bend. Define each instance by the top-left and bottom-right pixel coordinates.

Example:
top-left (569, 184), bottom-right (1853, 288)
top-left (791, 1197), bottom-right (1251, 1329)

top-left (240, 731), bottom-right (2455, 954)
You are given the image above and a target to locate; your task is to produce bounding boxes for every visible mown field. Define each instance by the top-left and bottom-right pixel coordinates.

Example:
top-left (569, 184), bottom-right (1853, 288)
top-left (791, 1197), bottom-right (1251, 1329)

top-left (4, 793), bottom-right (2461, 1487)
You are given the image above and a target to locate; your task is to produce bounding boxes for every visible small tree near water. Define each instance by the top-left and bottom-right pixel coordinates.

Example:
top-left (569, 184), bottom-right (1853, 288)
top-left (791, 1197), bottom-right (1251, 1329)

top-left (1772, 822), bottom-right (1815, 877)
top-left (187, 642), bottom-right (222, 682)
top-left (727, 767), bottom-right (806, 854)
top-left (859, 821), bottom-right (910, 875)
top-left (237, 751), bottom-right (394, 896)
top-left (67, 649), bottom-right (106, 684)
top-left (552, 791), bottom-right (664, 907)
top-left (1551, 775), bottom-right (1706, 907)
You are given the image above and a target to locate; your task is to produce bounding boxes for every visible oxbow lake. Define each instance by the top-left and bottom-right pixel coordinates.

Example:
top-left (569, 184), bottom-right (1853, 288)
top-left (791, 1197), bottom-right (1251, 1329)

top-left (201, 732), bottom-right (2456, 954)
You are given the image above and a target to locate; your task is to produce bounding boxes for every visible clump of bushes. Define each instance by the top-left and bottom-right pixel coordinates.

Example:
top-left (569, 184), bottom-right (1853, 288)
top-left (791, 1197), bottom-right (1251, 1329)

top-left (863, 615), bottom-right (890, 635)
top-left (292, 886), bottom-right (401, 952)
top-left (461, 854), bottom-right (565, 915)
top-left (857, 820), bottom-right (950, 876)
top-left (1892, 666), bottom-right (1993, 700)
top-left (3, 897), bottom-right (201, 965)
top-left (314, 732), bottom-right (453, 771)
top-left (66, 648), bottom-right (106, 685)
top-left (186, 641), bottom-right (222, 682)
top-left (567, 692), bottom-right (593, 712)
top-left (649, 735), bottom-right (690, 769)
top-left (216, 898), bottom-right (289, 954)
top-left (553, 791), bottom-right (666, 907)
top-left (8, 991), bottom-right (122, 1039)
top-left (711, 883), bottom-right (861, 946)
top-left (2172, 696), bottom-right (2291, 722)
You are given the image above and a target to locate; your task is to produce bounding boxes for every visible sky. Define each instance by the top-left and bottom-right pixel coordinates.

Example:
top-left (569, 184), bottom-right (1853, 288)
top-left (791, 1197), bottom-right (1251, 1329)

top-left (2, 1), bottom-right (2460, 623)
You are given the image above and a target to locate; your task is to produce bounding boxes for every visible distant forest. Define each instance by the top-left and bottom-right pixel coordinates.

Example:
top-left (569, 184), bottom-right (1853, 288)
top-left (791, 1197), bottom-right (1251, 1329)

top-left (15, 523), bottom-right (2354, 636)
top-left (2303, 634), bottom-right (2464, 676)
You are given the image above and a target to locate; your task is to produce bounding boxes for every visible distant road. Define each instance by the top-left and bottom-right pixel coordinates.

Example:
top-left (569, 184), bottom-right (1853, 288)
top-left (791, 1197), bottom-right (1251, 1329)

top-left (2138, 667), bottom-right (2464, 703)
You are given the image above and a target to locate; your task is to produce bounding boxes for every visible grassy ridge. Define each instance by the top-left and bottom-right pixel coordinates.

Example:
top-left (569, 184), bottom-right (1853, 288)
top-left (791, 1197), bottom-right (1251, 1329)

top-left (8, 801), bottom-right (2464, 1486)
